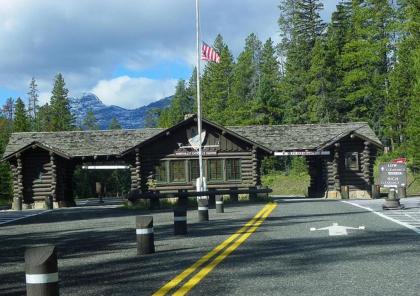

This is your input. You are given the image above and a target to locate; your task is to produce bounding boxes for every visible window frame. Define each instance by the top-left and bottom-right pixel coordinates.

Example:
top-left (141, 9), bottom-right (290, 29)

top-left (344, 152), bottom-right (359, 171)
top-left (189, 159), bottom-right (200, 182)
top-left (225, 158), bottom-right (241, 181)
top-left (170, 159), bottom-right (187, 183)
top-left (154, 160), bottom-right (168, 183)
top-left (207, 159), bottom-right (224, 182)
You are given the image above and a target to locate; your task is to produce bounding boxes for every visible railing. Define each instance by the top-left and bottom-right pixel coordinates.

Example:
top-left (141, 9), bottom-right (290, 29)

top-left (128, 187), bottom-right (272, 200)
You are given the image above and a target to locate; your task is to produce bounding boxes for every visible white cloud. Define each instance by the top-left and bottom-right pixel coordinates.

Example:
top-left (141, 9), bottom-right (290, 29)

top-left (91, 76), bottom-right (177, 109)
top-left (0, 0), bottom-right (340, 106)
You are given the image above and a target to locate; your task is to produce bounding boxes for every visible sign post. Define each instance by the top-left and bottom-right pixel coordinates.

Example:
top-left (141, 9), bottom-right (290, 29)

top-left (379, 163), bottom-right (406, 210)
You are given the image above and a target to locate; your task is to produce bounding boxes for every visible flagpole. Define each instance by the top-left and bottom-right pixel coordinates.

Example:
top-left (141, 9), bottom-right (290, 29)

top-left (195, 0), bottom-right (204, 192)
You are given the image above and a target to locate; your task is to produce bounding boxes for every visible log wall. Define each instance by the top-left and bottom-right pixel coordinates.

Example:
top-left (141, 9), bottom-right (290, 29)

top-left (22, 148), bottom-right (52, 204)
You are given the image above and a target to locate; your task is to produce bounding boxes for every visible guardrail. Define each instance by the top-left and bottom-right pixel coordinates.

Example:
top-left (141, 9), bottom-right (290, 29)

top-left (129, 187), bottom-right (272, 200)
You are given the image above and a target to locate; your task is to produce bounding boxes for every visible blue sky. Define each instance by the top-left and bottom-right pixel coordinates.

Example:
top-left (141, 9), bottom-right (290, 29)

top-left (0, 0), bottom-right (339, 109)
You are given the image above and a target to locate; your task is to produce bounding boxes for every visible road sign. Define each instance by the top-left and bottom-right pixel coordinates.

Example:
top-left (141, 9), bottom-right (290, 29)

top-left (379, 163), bottom-right (407, 188)
top-left (391, 157), bottom-right (407, 164)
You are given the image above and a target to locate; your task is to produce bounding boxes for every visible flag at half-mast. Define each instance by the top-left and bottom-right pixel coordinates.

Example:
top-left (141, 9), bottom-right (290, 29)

top-left (201, 42), bottom-right (220, 63)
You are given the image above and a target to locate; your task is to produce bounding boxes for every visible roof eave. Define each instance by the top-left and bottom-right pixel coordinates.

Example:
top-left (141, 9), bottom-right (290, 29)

top-left (2, 141), bottom-right (71, 161)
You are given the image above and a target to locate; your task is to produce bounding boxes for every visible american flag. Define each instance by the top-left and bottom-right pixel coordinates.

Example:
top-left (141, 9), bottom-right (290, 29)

top-left (201, 42), bottom-right (220, 63)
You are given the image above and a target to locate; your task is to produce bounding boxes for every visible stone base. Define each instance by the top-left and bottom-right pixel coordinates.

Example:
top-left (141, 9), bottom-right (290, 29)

top-left (325, 190), bottom-right (372, 200)
top-left (349, 190), bottom-right (372, 199)
top-left (33, 200), bottom-right (47, 209)
top-left (382, 199), bottom-right (404, 210)
top-left (325, 190), bottom-right (341, 199)
top-left (12, 200), bottom-right (22, 211)
top-left (22, 203), bottom-right (34, 210)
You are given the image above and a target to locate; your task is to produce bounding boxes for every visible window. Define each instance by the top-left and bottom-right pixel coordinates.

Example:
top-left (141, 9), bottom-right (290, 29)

top-left (155, 161), bottom-right (167, 182)
top-left (207, 159), bottom-right (223, 181)
top-left (170, 160), bottom-right (186, 182)
top-left (226, 159), bottom-right (241, 180)
top-left (189, 159), bottom-right (200, 181)
top-left (345, 152), bottom-right (359, 171)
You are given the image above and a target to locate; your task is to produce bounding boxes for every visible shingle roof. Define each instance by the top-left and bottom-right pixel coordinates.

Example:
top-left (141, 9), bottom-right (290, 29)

top-left (3, 128), bottom-right (164, 159)
top-left (227, 122), bottom-right (382, 151)
top-left (2, 120), bottom-right (382, 160)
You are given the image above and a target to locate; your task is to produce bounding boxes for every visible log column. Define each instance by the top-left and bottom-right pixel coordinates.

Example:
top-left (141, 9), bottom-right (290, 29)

top-left (50, 152), bottom-right (57, 207)
top-left (12, 155), bottom-right (23, 210)
top-left (333, 143), bottom-right (341, 192)
top-left (130, 148), bottom-right (144, 196)
top-left (326, 144), bottom-right (341, 199)
top-left (362, 141), bottom-right (373, 189)
top-left (64, 161), bottom-right (76, 207)
top-left (251, 147), bottom-right (261, 186)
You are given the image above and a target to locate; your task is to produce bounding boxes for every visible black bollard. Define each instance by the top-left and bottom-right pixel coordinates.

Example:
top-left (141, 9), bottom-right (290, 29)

top-left (25, 245), bottom-right (59, 296)
top-left (174, 207), bottom-right (187, 235)
top-left (197, 198), bottom-right (209, 221)
top-left (215, 195), bottom-right (224, 213)
top-left (208, 189), bottom-right (216, 209)
top-left (229, 187), bottom-right (239, 203)
top-left (136, 216), bottom-right (155, 255)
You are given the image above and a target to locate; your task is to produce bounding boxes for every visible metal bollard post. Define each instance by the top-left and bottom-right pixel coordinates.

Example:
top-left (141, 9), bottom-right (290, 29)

top-left (197, 198), bottom-right (209, 221)
top-left (25, 245), bottom-right (59, 296)
top-left (215, 195), bottom-right (224, 213)
top-left (174, 207), bottom-right (187, 235)
top-left (136, 216), bottom-right (155, 255)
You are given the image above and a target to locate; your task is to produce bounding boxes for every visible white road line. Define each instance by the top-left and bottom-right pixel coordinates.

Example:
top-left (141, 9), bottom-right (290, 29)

top-left (342, 201), bottom-right (420, 235)
top-left (0, 210), bottom-right (51, 226)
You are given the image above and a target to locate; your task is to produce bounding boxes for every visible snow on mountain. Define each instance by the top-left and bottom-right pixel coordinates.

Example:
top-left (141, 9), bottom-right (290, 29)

top-left (70, 93), bottom-right (172, 129)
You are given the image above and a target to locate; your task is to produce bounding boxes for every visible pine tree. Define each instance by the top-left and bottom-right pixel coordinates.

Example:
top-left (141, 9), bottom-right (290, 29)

top-left (157, 80), bottom-right (193, 127)
top-left (254, 38), bottom-right (282, 124)
top-left (13, 98), bottom-right (30, 132)
top-left (82, 109), bottom-right (99, 130)
top-left (340, 0), bottom-right (393, 134)
top-left (27, 77), bottom-right (39, 121)
top-left (35, 104), bottom-right (53, 132)
top-left (279, 0), bottom-right (325, 123)
top-left (108, 117), bottom-right (122, 130)
top-left (403, 0), bottom-right (420, 167)
top-left (307, 37), bottom-right (336, 123)
top-left (2, 98), bottom-right (14, 121)
top-left (50, 73), bottom-right (74, 131)
top-left (227, 33), bottom-right (262, 124)
top-left (201, 34), bottom-right (234, 124)
top-left (187, 67), bottom-right (198, 110)
top-left (0, 116), bottom-right (12, 202)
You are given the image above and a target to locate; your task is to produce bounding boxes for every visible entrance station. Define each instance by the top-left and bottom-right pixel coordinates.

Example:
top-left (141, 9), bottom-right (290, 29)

top-left (2, 115), bottom-right (382, 209)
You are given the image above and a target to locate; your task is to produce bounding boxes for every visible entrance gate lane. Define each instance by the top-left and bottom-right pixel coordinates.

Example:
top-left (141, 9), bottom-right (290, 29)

top-left (184, 198), bottom-right (420, 296)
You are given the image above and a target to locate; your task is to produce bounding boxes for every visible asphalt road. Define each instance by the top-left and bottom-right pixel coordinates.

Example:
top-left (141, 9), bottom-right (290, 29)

top-left (1, 198), bottom-right (419, 296)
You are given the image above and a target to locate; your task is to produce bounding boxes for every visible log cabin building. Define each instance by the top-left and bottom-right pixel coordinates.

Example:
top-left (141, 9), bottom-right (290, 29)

top-left (2, 115), bottom-right (382, 209)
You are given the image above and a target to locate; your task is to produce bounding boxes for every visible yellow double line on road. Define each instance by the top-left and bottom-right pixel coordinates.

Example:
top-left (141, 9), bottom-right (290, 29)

top-left (153, 202), bottom-right (277, 296)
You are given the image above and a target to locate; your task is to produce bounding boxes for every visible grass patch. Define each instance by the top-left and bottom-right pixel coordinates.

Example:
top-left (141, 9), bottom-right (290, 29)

top-left (262, 172), bottom-right (309, 196)
top-left (0, 198), bottom-right (11, 207)
top-left (407, 172), bottom-right (420, 196)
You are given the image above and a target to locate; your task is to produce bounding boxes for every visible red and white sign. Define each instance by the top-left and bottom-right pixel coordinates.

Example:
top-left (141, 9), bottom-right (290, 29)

top-left (391, 157), bottom-right (407, 164)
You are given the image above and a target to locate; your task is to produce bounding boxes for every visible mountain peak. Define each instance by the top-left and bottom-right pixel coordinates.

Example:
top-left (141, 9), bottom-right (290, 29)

top-left (70, 93), bottom-right (172, 129)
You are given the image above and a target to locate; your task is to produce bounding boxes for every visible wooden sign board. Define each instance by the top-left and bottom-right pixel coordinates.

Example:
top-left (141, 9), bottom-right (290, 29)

top-left (274, 151), bottom-right (330, 156)
top-left (379, 163), bottom-right (407, 188)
